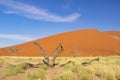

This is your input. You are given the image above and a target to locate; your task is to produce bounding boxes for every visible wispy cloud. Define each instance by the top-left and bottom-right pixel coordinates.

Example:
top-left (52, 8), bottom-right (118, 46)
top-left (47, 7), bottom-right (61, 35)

top-left (0, 0), bottom-right (80, 22)
top-left (3, 11), bottom-right (15, 14)
top-left (0, 33), bottom-right (33, 41)
top-left (0, 43), bottom-right (10, 48)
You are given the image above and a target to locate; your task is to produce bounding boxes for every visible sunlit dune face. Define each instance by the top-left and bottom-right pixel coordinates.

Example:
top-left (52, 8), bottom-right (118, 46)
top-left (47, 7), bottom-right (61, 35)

top-left (0, 29), bottom-right (120, 57)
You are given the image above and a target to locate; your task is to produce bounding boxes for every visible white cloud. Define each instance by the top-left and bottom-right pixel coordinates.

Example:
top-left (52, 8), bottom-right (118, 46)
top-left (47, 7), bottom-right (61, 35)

top-left (3, 11), bottom-right (15, 14)
top-left (0, 33), bottom-right (33, 41)
top-left (0, 33), bottom-right (35, 48)
top-left (0, 43), bottom-right (13, 48)
top-left (0, 0), bottom-right (80, 22)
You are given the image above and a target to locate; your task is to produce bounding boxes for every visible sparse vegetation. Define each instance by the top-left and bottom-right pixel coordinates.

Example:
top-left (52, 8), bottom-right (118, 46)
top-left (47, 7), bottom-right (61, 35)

top-left (23, 65), bottom-right (47, 80)
top-left (4, 63), bottom-right (25, 77)
top-left (0, 56), bottom-right (120, 80)
top-left (62, 63), bottom-right (92, 80)
top-left (23, 73), bottom-right (38, 80)
top-left (39, 64), bottom-right (48, 70)
top-left (55, 56), bottom-right (120, 80)
top-left (0, 60), bottom-right (4, 65)
top-left (60, 70), bottom-right (74, 80)
top-left (0, 59), bottom-right (9, 65)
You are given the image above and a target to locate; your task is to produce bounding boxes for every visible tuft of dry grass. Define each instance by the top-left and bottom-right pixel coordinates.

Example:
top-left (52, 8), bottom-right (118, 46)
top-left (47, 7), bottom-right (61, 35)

top-left (23, 64), bottom-right (48, 80)
top-left (4, 64), bottom-right (25, 77)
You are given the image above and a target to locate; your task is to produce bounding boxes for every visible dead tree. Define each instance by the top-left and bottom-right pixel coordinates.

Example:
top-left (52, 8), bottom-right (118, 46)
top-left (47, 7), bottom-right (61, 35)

top-left (33, 41), bottom-right (63, 68)
top-left (59, 60), bottom-right (75, 67)
top-left (81, 57), bottom-right (99, 66)
top-left (33, 41), bottom-right (49, 64)
top-left (17, 63), bottom-right (44, 69)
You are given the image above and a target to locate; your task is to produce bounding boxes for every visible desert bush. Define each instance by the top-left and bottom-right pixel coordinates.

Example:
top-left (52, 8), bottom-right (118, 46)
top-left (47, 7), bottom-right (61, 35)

top-left (74, 65), bottom-right (92, 80)
top-left (29, 57), bottom-right (32, 60)
top-left (37, 68), bottom-right (46, 80)
top-left (0, 60), bottom-right (4, 65)
top-left (23, 65), bottom-right (47, 80)
top-left (113, 65), bottom-right (120, 80)
top-left (115, 60), bottom-right (120, 65)
top-left (63, 63), bottom-right (74, 71)
top-left (39, 64), bottom-right (48, 70)
top-left (63, 63), bottom-right (92, 80)
top-left (23, 69), bottom-right (46, 80)
top-left (4, 64), bottom-right (24, 77)
top-left (0, 59), bottom-right (10, 65)
top-left (23, 73), bottom-right (38, 80)
top-left (54, 70), bottom-right (74, 80)
top-left (89, 63), bottom-right (120, 80)
top-left (60, 70), bottom-right (74, 80)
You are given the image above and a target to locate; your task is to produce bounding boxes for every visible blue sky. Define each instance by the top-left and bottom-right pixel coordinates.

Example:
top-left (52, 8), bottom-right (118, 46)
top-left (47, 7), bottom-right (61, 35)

top-left (0, 0), bottom-right (120, 48)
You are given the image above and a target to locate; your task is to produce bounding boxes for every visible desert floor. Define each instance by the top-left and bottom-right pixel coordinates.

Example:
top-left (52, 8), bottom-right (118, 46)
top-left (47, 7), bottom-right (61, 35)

top-left (0, 56), bottom-right (120, 80)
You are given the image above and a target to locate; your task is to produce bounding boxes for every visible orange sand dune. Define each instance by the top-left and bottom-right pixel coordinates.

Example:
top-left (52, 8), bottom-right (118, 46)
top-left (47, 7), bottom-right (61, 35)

top-left (104, 31), bottom-right (120, 37)
top-left (0, 29), bottom-right (120, 57)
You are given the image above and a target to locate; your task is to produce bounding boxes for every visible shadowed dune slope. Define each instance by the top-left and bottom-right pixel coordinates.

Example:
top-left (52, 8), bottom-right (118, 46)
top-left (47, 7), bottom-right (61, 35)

top-left (0, 29), bottom-right (120, 57)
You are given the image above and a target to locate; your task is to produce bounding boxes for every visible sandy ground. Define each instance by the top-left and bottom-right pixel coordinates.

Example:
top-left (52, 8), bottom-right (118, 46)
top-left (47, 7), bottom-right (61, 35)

top-left (0, 56), bottom-right (120, 80)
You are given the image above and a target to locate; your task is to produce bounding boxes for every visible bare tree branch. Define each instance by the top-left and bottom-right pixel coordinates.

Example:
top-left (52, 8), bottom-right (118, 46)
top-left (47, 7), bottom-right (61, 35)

top-left (33, 41), bottom-right (49, 63)
top-left (52, 43), bottom-right (63, 64)
top-left (81, 57), bottom-right (100, 66)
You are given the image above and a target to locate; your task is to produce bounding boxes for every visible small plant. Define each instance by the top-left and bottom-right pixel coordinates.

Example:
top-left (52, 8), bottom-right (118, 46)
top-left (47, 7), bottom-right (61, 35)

top-left (37, 69), bottom-right (46, 80)
top-left (23, 73), bottom-right (38, 80)
top-left (40, 64), bottom-right (48, 70)
top-left (0, 60), bottom-right (4, 65)
top-left (63, 63), bottom-right (73, 70)
top-left (0, 59), bottom-right (9, 65)
top-left (23, 65), bottom-right (47, 80)
top-left (61, 70), bottom-right (74, 80)
top-left (54, 70), bottom-right (74, 80)
top-left (115, 60), bottom-right (120, 65)
top-left (29, 57), bottom-right (32, 60)
top-left (4, 64), bottom-right (24, 77)
top-left (72, 65), bottom-right (92, 80)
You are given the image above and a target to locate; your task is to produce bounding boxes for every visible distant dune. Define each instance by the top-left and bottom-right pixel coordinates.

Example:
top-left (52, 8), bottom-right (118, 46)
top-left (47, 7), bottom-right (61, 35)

top-left (0, 29), bottom-right (120, 57)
